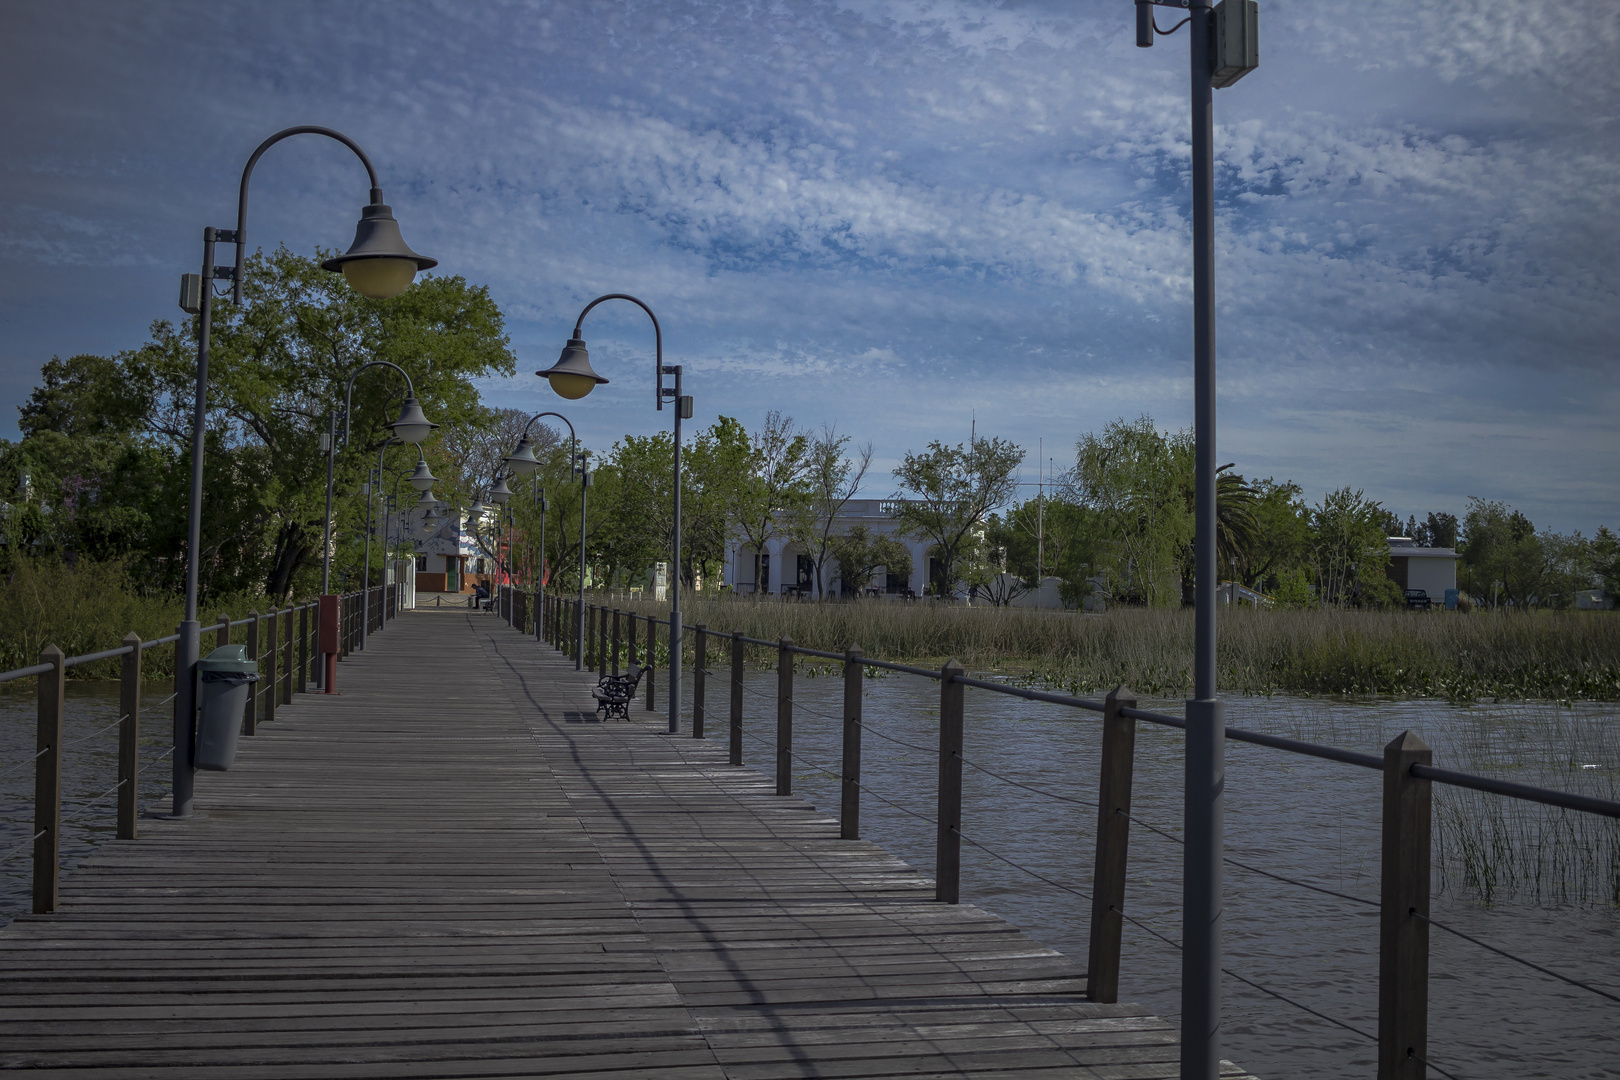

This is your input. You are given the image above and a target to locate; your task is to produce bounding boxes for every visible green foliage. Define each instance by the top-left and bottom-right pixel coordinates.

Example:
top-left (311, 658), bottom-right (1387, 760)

top-left (1070, 415), bottom-right (1190, 606)
top-left (1310, 487), bottom-right (1392, 607)
top-left (3, 248), bottom-right (513, 603)
top-left (1271, 566), bottom-right (1315, 608)
top-left (828, 525), bottom-right (912, 594)
top-left (785, 425), bottom-right (872, 597)
top-left (890, 434), bottom-right (1024, 596)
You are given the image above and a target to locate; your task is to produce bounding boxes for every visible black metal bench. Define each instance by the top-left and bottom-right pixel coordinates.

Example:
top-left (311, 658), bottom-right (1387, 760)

top-left (591, 664), bottom-right (646, 721)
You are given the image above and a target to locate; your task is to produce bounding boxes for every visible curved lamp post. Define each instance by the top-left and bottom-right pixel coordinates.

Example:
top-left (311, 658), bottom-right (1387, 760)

top-left (171, 126), bottom-right (436, 820)
top-left (323, 360), bottom-right (438, 607)
top-left (504, 412), bottom-right (590, 668)
top-left (537, 295), bottom-right (690, 732)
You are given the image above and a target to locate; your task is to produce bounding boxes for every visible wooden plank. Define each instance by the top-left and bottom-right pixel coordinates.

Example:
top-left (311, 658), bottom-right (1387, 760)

top-left (0, 610), bottom-right (1253, 1080)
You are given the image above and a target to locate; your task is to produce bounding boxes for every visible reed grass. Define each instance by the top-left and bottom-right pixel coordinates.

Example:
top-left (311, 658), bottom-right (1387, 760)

top-left (604, 594), bottom-right (1620, 702)
top-left (0, 559), bottom-right (286, 682)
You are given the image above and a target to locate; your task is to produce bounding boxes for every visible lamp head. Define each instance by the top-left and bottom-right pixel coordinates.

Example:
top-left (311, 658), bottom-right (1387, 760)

top-left (408, 454), bottom-right (438, 492)
top-left (536, 337), bottom-right (608, 400)
top-left (386, 396), bottom-right (438, 445)
top-left (488, 476), bottom-right (512, 505)
top-left (503, 436), bottom-right (541, 477)
top-left (320, 201), bottom-right (438, 299)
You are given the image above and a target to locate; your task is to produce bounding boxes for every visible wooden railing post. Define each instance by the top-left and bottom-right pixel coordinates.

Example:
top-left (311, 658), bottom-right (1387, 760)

top-left (215, 613), bottom-right (230, 649)
top-left (598, 605), bottom-right (608, 677)
top-left (33, 645), bottom-right (65, 914)
top-left (841, 646), bottom-right (863, 840)
top-left (936, 659), bottom-right (965, 904)
top-left (586, 604), bottom-right (596, 669)
top-left (628, 610), bottom-right (638, 667)
top-left (612, 610), bottom-right (621, 676)
top-left (776, 638), bottom-right (793, 796)
top-left (117, 634), bottom-right (141, 841)
top-left (692, 625), bottom-right (706, 739)
top-left (1087, 685), bottom-right (1137, 1002)
top-left (645, 616), bottom-right (657, 711)
top-left (281, 609), bottom-right (293, 705)
top-left (1379, 730), bottom-right (1432, 1080)
top-left (298, 604), bottom-right (309, 695)
top-left (263, 609), bottom-right (277, 726)
top-left (730, 632), bottom-right (744, 766)
top-left (243, 611), bottom-right (260, 736)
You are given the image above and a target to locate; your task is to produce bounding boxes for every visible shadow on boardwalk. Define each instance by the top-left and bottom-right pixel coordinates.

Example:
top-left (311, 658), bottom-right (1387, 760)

top-left (0, 609), bottom-right (1257, 1079)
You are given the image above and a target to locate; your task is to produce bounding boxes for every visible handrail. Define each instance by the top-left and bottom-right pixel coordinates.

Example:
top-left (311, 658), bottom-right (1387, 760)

top-left (588, 598), bottom-right (1620, 818)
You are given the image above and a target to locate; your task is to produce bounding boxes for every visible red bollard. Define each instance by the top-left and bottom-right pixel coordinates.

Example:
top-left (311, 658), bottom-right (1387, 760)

top-left (318, 595), bottom-right (341, 695)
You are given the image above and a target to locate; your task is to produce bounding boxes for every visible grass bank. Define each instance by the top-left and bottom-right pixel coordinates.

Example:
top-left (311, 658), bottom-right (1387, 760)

top-left (0, 559), bottom-right (288, 681)
top-left (605, 595), bottom-right (1620, 702)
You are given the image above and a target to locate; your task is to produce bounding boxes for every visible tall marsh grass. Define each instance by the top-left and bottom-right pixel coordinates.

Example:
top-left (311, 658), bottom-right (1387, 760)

top-left (0, 559), bottom-right (284, 681)
top-left (608, 594), bottom-right (1620, 701)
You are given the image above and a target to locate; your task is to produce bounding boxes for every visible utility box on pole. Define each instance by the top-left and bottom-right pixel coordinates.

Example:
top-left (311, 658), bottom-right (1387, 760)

top-left (1211, 0), bottom-right (1259, 88)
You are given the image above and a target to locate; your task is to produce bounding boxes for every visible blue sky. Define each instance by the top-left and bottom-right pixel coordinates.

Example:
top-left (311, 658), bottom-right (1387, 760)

top-left (2, 0), bottom-right (1616, 533)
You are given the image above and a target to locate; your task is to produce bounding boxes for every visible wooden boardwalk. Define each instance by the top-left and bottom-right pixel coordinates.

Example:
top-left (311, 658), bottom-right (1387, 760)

top-left (0, 610), bottom-right (1255, 1078)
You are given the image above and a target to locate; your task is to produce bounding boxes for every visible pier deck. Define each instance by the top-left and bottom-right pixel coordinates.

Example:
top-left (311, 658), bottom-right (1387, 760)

top-left (0, 610), bottom-right (1254, 1078)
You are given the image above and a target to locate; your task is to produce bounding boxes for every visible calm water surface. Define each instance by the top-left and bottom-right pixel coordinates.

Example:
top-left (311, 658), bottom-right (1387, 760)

top-left (699, 667), bottom-right (1619, 1080)
top-left (3, 673), bottom-right (1616, 1079)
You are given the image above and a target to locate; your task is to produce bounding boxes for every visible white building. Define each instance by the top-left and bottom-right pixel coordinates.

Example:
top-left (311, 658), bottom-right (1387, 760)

top-left (1385, 537), bottom-right (1459, 598)
top-left (723, 499), bottom-right (945, 598)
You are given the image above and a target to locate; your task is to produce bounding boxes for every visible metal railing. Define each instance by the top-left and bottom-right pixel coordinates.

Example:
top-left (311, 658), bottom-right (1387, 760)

top-left (509, 590), bottom-right (1619, 1080)
top-left (2, 584), bottom-right (401, 919)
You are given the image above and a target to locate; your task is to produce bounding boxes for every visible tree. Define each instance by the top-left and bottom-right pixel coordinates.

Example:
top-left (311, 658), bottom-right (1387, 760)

top-left (1067, 416), bottom-right (1191, 607)
top-left (1245, 477), bottom-right (1311, 593)
top-left (1459, 498), bottom-right (1546, 608)
top-left (680, 417), bottom-right (754, 588)
top-left (1423, 512), bottom-right (1460, 549)
top-left (829, 525), bottom-right (913, 596)
top-left (733, 411), bottom-right (810, 590)
top-left (984, 496), bottom-right (1108, 606)
top-left (1311, 487), bottom-right (1394, 607)
top-left (46, 246), bottom-right (516, 601)
top-left (785, 424), bottom-right (872, 598)
top-left (1592, 527), bottom-right (1620, 602)
top-left (890, 434), bottom-right (1024, 598)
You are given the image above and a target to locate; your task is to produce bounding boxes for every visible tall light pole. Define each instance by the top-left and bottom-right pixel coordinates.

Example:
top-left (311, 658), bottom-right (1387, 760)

top-left (504, 412), bottom-right (590, 668)
top-left (170, 126), bottom-right (436, 820)
top-left (1135, 3), bottom-right (1257, 1078)
top-left (323, 361), bottom-right (438, 601)
top-left (538, 295), bottom-right (690, 733)
top-left (359, 437), bottom-right (400, 649)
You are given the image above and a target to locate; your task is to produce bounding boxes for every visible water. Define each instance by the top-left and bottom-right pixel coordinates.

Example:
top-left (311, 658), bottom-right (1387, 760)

top-left (694, 667), bottom-right (1620, 1080)
top-left (0, 682), bottom-right (177, 917)
top-left (4, 673), bottom-right (1616, 1078)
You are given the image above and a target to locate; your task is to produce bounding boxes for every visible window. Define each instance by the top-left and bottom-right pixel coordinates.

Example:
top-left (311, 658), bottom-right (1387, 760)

top-left (416, 556), bottom-right (427, 572)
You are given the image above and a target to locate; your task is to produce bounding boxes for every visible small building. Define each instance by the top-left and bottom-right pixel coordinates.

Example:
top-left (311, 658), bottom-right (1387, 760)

top-left (723, 499), bottom-right (953, 599)
top-left (1384, 537), bottom-right (1458, 598)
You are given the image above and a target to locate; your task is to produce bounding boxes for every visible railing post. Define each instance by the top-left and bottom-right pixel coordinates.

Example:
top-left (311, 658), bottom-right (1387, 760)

top-left (936, 659), bottom-right (965, 904)
top-left (645, 616), bottom-right (657, 711)
top-left (297, 604), bottom-right (309, 694)
top-left (612, 610), bottom-right (622, 676)
top-left (263, 608), bottom-right (277, 725)
top-left (776, 638), bottom-right (794, 796)
top-left (841, 646), bottom-right (863, 840)
top-left (586, 604), bottom-right (596, 668)
top-left (628, 610), bottom-right (638, 667)
top-left (33, 644), bottom-right (65, 914)
top-left (243, 611), bottom-right (260, 736)
top-left (599, 605), bottom-right (609, 677)
top-left (118, 633), bottom-right (142, 841)
top-left (1087, 685), bottom-right (1138, 1003)
top-left (1379, 730), bottom-right (1432, 1080)
top-left (692, 625), bottom-right (706, 739)
top-left (215, 613), bottom-right (230, 649)
top-left (281, 609), bottom-right (293, 705)
top-left (730, 632), bottom-right (744, 766)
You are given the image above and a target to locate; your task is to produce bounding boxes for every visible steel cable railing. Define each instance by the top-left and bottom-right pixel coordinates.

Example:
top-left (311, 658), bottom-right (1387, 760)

top-left (1414, 911), bottom-right (1620, 1005)
top-left (563, 601), bottom-right (1620, 1076)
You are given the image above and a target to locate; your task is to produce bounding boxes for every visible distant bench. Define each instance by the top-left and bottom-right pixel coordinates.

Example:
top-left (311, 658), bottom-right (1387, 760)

top-left (591, 664), bottom-right (646, 720)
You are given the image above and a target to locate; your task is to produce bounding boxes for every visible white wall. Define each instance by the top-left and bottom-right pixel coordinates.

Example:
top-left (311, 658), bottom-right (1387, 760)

top-left (1406, 557), bottom-right (1457, 596)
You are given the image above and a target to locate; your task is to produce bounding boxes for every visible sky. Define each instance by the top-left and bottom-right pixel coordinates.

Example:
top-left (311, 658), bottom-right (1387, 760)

top-left (1, 0), bottom-right (1616, 533)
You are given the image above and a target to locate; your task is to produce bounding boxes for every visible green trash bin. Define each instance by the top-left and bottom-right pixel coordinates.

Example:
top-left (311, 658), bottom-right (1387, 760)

top-left (195, 645), bottom-right (259, 772)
